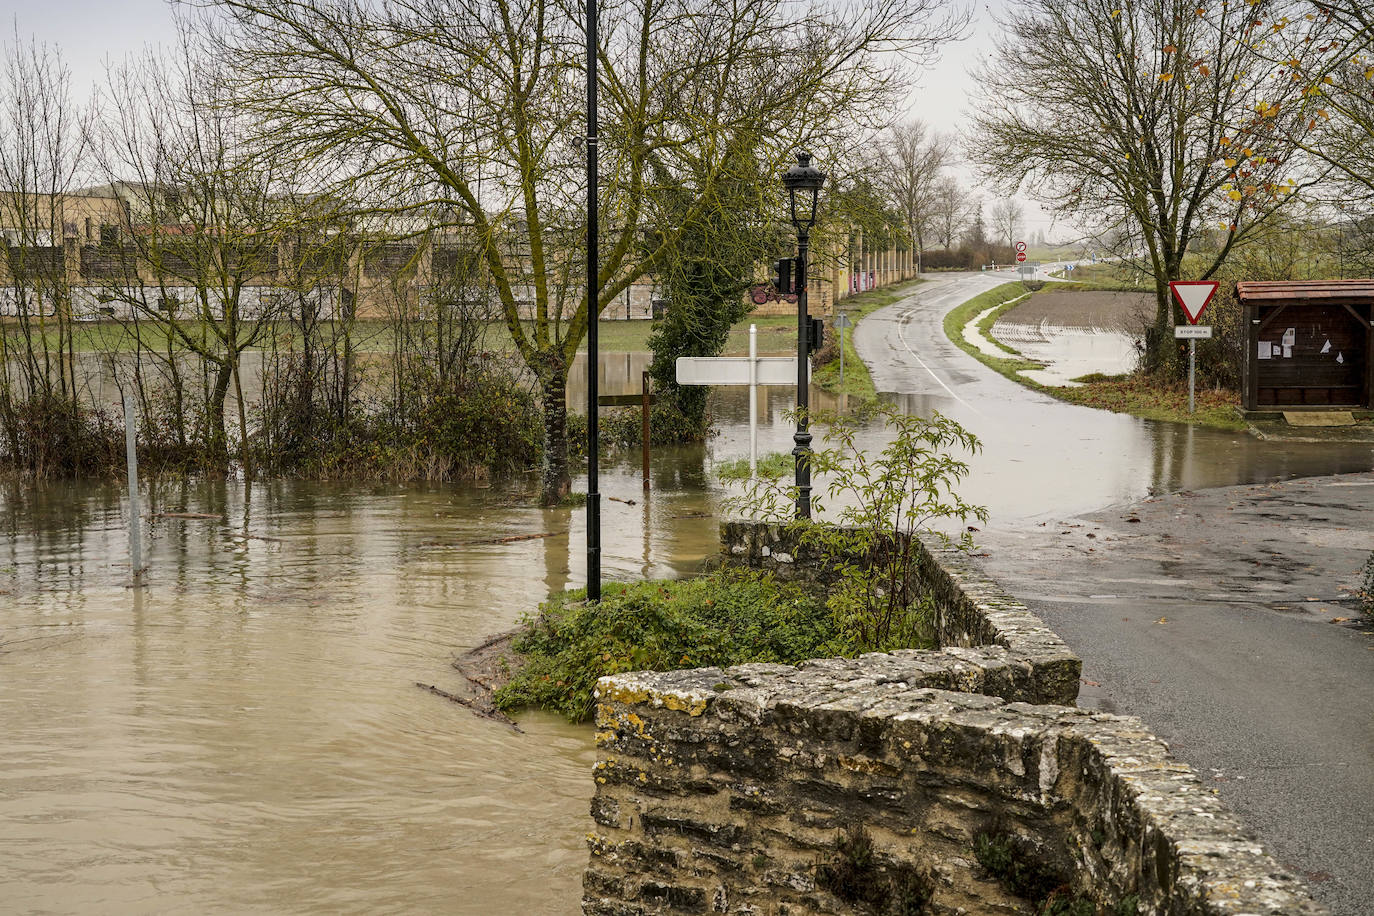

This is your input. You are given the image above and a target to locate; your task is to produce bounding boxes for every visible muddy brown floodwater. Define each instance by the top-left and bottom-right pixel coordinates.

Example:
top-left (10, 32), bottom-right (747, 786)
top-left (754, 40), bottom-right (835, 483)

top-left (0, 463), bottom-right (723, 915)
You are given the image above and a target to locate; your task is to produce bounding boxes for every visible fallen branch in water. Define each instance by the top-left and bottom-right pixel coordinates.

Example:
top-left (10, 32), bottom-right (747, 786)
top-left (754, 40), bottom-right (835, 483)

top-left (415, 682), bottom-right (523, 733)
top-left (607, 496), bottom-right (637, 505)
top-left (422, 531), bottom-right (563, 548)
top-left (154, 512), bottom-right (221, 520)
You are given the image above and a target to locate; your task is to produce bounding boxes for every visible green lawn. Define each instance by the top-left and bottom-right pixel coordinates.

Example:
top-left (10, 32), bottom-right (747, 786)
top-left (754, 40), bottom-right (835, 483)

top-left (47, 286), bottom-right (920, 365)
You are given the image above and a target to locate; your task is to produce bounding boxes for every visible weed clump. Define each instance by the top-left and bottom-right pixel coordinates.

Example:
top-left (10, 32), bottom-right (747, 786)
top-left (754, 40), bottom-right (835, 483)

top-left (1358, 551), bottom-right (1374, 618)
top-left (972, 829), bottom-right (1139, 916)
top-left (815, 826), bottom-right (934, 916)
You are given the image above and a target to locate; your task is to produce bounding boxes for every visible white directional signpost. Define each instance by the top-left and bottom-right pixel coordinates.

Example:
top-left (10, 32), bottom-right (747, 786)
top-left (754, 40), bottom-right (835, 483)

top-left (1169, 280), bottom-right (1220, 414)
top-left (676, 324), bottom-right (805, 477)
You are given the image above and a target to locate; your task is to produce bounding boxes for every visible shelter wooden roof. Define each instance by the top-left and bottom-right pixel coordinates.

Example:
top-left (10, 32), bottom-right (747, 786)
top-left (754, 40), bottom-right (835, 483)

top-left (1236, 280), bottom-right (1374, 304)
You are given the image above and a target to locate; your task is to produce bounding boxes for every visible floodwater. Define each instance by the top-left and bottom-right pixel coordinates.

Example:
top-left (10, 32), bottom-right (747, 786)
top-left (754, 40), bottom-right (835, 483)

top-left (992, 322), bottom-right (1139, 386)
top-left (0, 461), bottom-right (722, 915)
top-left (5, 339), bottom-right (1374, 915)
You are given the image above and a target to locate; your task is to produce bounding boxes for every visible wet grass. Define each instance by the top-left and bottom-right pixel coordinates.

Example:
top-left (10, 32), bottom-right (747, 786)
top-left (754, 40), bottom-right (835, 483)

top-left (1053, 376), bottom-right (1246, 431)
top-left (942, 282), bottom-right (1043, 373)
top-left (813, 278), bottom-right (926, 401)
top-left (943, 283), bottom-right (1248, 432)
top-left (714, 450), bottom-right (792, 481)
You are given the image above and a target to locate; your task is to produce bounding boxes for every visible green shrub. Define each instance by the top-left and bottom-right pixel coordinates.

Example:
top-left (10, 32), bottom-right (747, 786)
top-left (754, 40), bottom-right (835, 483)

top-left (494, 569), bottom-right (846, 722)
top-left (726, 403), bottom-right (986, 652)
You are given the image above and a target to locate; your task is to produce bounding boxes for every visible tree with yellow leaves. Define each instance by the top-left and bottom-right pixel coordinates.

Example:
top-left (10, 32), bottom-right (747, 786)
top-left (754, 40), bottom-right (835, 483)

top-left (968, 0), bottom-right (1322, 377)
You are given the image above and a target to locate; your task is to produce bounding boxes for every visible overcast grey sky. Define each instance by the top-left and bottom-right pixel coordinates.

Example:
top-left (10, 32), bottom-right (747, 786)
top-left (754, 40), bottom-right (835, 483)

top-left (0, 0), bottom-right (1055, 236)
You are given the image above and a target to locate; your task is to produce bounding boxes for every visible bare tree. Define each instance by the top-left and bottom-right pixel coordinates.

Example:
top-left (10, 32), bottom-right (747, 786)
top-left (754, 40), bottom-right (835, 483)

top-left (874, 120), bottom-right (951, 272)
top-left (89, 38), bottom-right (300, 474)
top-left (990, 198), bottom-right (1023, 251)
top-left (0, 34), bottom-right (87, 461)
top-left (203, 0), bottom-right (968, 503)
top-left (968, 0), bottom-right (1323, 376)
top-left (930, 177), bottom-right (972, 249)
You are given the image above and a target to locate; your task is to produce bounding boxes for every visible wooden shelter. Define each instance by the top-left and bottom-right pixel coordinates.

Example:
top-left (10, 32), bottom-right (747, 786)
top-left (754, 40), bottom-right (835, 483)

top-left (1239, 280), bottom-right (1374, 410)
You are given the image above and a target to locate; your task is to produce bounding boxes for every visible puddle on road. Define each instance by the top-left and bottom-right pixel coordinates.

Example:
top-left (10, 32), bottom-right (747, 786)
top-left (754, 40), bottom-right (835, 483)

top-left (4, 349), bottom-right (1374, 914)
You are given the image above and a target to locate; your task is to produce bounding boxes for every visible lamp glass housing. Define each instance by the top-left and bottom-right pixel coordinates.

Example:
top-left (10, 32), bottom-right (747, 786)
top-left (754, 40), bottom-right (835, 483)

top-left (781, 152), bottom-right (825, 230)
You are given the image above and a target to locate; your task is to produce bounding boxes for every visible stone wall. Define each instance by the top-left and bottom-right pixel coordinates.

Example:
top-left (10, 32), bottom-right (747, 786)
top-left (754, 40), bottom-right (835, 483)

top-left (718, 521), bottom-right (1080, 706)
top-left (583, 522), bottom-right (1326, 914)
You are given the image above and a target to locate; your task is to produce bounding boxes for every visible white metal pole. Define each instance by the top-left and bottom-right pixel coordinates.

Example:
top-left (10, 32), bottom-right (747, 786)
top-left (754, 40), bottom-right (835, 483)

top-left (123, 391), bottom-right (142, 583)
top-left (838, 324), bottom-right (845, 386)
top-left (1188, 338), bottom-right (1196, 414)
top-left (749, 324), bottom-right (758, 478)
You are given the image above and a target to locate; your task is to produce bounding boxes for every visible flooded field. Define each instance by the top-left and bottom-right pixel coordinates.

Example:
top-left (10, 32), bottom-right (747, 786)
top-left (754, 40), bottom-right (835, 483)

top-left (5, 345), bottom-right (1374, 914)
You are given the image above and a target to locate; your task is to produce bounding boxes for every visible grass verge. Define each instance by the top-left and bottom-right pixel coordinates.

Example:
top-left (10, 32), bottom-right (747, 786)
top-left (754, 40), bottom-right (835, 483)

top-left (492, 569), bottom-right (848, 722)
top-left (813, 278), bottom-right (926, 400)
top-left (943, 283), bottom-right (1247, 432)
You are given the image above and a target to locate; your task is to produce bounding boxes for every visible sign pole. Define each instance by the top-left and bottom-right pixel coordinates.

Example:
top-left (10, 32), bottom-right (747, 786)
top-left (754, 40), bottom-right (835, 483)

top-left (1189, 338), bottom-right (1196, 415)
top-left (641, 370), bottom-right (650, 490)
top-left (838, 323), bottom-right (844, 385)
top-left (749, 324), bottom-right (758, 478)
top-left (793, 230), bottom-right (811, 519)
top-left (123, 391), bottom-right (142, 584)
top-left (1168, 280), bottom-right (1220, 419)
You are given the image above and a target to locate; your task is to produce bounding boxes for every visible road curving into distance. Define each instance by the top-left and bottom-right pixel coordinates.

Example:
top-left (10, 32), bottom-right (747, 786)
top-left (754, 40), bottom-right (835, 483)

top-left (855, 272), bottom-right (1374, 915)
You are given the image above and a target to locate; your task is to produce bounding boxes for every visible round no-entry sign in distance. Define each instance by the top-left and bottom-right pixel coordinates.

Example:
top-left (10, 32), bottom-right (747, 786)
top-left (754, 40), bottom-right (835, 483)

top-left (1016, 251), bottom-right (1027, 263)
top-left (1015, 241), bottom-right (1027, 253)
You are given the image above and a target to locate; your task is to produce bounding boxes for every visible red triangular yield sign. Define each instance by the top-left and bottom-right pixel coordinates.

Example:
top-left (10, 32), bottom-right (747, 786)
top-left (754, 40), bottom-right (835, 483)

top-left (1169, 280), bottom-right (1218, 325)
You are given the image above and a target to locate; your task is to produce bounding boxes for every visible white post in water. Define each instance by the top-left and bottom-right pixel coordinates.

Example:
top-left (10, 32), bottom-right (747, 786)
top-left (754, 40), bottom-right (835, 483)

top-left (123, 391), bottom-right (142, 582)
top-left (748, 324), bottom-right (758, 478)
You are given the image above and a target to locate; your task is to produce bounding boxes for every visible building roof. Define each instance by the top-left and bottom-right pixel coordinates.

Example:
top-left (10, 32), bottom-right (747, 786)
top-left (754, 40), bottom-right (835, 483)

top-left (1236, 279), bottom-right (1374, 303)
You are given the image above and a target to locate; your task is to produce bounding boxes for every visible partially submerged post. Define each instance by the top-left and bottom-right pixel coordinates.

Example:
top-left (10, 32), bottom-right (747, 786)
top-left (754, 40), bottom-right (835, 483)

top-left (123, 391), bottom-right (143, 584)
top-left (641, 370), bottom-right (650, 491)
top-left (749, 324), bottom-right (758, 478)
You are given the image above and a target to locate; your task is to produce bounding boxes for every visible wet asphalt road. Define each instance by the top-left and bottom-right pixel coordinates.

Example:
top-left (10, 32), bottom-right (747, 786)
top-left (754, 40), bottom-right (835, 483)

top-left (856, 274), bottom-right (1374, 915)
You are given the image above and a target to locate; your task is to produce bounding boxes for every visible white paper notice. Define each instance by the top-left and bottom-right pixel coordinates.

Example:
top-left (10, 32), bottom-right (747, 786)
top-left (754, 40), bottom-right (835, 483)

top-left (1283, 345), bottom-right (1293, 358)
top-left (1258, 342), bottom-right (1272, 359)
top-left (1337, 352), bottom-right (1345, 364)
top-left (1283, 327), bottom-right (1296, 347)
top-left (1322, 339), bottom-right (1332, 354)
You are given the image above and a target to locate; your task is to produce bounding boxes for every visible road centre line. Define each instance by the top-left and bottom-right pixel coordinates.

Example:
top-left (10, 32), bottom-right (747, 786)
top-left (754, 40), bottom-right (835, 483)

top-left (892, 288), bottom-right (986, 417)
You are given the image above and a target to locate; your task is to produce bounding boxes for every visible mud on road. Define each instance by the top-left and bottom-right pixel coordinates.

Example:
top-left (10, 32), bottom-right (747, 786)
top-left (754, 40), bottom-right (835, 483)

top-left (974, 472), bottom-right (1374, 915)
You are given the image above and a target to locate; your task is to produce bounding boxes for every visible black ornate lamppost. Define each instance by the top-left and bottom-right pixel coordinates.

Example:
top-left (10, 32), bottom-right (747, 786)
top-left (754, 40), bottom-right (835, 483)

top-left (781, 152), bottom-right (826, 519)
top-left (585, 0), bottom-right (601, 600)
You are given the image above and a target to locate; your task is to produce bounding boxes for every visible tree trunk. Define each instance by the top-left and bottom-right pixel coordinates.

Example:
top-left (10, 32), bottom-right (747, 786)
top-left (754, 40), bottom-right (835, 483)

top-left (232, 355), bottom-right (252, 481)
top-left (206, 359), bottom-right (234, 471)
top-left (1143, 276), bottom-right (1184, 379)
top-left (537, 349), bottom-right (570, 506)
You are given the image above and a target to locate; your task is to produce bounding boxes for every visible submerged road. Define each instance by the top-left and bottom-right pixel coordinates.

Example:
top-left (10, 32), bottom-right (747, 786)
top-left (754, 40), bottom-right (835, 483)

top-left (855, 274), bottom-right (1374, 915)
